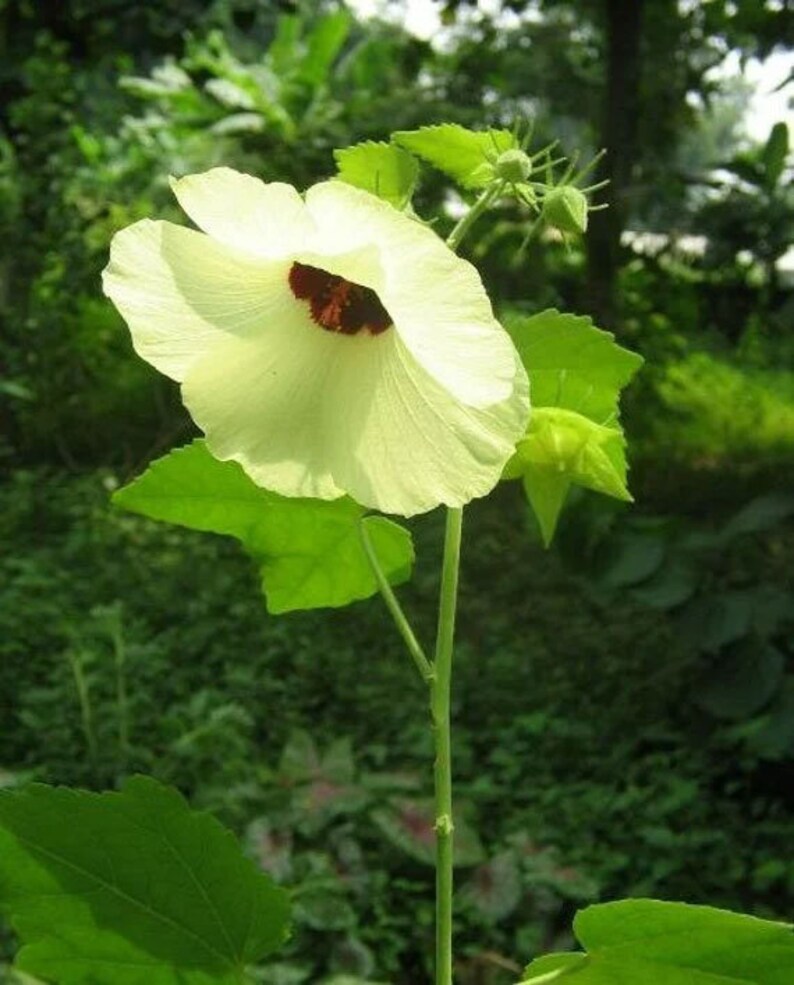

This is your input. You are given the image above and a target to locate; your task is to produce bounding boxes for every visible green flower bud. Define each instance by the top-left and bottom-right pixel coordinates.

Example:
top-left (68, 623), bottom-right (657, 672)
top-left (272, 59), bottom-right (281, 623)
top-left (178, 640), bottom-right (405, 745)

top-left (542, 185), bottom-right (589, 235)
top-left (494, 148), bottom-right (532, 183)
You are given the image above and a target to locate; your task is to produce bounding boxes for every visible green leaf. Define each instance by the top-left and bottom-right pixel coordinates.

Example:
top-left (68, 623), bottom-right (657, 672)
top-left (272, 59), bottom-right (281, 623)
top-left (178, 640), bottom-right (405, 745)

top-left (334, 141), bottom-right (419, 208)
top-left (392, 124), bottom-right (516, 189)
top-left (506, 310), bottom-right (643, 425)
top-left (504, 310), bottom-right (642, 545)
top-left (697, 642), bottom-right (784, 721)
top-left (598, 528), bottom-right (666, 590)
top-left (523, 953), bottom-right (586, 981)
top-left (300, 11), bottom-right (352, 88)
top-left (113, 441), bottom-right (414, 614)
top-left (745, 676), bottom-right (794, 759)
top-left (461, 852), bottom-right (522, 922)
top-left (762, 122), bottom-right (789, 189)
top-left (629, 558), bottom-right (698, 610)
top-left (293, 890), bottom-right (356, 932)
top-left (0, 775), bottom-right (290, 985)
top-left (522, 899), bottom-right (794, 984)
top-left (521, 469), bottom-right (571, 548)
top-left (720, 493), bottom-right (794, 542)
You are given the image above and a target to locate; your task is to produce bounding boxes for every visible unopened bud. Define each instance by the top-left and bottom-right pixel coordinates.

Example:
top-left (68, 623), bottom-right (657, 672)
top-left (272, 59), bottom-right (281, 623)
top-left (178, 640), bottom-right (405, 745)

top-left (542, 185), bottom-right (589, 235)
top-left (494, 148), bottom-right (532, 183)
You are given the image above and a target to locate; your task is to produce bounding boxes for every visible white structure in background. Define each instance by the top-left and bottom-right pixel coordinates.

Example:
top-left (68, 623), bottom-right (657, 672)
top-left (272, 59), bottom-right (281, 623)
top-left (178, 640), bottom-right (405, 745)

top-left (622, 231), bottom-right (794, 288)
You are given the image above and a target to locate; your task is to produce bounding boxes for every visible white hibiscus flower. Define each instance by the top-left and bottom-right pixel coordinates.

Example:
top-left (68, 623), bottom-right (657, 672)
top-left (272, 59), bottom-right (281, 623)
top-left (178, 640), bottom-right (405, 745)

top-left (103, 167), bottom-right (529, 516)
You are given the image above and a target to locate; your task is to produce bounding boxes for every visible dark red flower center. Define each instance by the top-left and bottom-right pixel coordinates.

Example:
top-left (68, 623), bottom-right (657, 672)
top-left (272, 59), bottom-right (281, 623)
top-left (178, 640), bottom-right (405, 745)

top-left (288, 262), bottom-right (393, 336)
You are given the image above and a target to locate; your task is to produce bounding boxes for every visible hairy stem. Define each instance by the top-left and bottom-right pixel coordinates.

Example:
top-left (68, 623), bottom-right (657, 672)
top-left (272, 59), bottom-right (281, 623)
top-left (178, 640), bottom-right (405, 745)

top-left (446, 182), bottom-right (504, 252)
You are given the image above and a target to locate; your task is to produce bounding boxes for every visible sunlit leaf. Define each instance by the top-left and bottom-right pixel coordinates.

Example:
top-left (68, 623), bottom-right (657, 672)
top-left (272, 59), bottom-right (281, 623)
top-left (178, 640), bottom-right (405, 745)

top-left (392, 124), bottom-right (516, 189)
top-left (0, 776), bottom-right (290, 985)
top-left (113, 441), bottom-right (414, 614)
top-left (506, 310), bottom-right (643, 426)
top-left (504, 311), bottom-right (642, 545)
top-left (300, 10), bottom-right (352, 88)
top-left (523, 899), bottom-right (794, 984)
top-left (334, 141), bottom-right (419, 208)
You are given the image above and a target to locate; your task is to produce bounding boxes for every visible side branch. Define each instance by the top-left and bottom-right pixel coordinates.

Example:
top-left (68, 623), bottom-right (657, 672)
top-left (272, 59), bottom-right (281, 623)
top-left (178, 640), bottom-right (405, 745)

top-left (359, 518), bottom-right (435, 684)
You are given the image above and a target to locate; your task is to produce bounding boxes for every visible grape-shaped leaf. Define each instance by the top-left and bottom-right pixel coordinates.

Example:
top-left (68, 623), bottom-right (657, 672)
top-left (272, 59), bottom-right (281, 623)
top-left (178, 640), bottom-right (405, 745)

top-left (505, 310), bottom-right (642, 545)
top-left (506, 309), bottom-right (643, 425)
top-left (523, 899), bottom-right (794, 984)
top-left (0, 775), bottom-right (290, 985)
top-left (113, 441), bottom-right (414, 614)
top-left (392, 124), bottom-right (516, 189)
top-left (334, 141), bottom-right (419, 208)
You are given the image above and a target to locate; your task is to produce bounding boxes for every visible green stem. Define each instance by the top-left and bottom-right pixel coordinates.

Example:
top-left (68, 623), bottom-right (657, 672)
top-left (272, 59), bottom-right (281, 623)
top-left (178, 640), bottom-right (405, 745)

top-left (359, 519), bottom-right (434, 684)
top-left (110, 619), bottom-right (130, 762)
top-left (446, 182), bottom-right (504, 252)
top-left (429, 182), bottom-right (498, 985)
top-left (66, 647), bottom-right (98, 776)
top-left (432, 506), bottom-right (463, 985)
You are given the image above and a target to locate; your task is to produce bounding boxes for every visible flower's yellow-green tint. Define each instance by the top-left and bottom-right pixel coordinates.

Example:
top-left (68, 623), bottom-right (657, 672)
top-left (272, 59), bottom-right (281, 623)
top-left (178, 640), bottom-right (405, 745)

top-left (103, 167), bottom-right (529, 516)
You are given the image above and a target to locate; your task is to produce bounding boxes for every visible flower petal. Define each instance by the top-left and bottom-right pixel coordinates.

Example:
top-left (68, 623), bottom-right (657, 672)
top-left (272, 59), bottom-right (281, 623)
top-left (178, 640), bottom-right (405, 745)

top-left (103, 219), bottom-right (288, 381)
top-left (181, 308), bottom-right (347, 502)
top-left (304, 181), bottom-right (520, 409)
top-left (323, 332), bottom-right (530, 515)
top-left (171, 167), bottom-right (314, 258)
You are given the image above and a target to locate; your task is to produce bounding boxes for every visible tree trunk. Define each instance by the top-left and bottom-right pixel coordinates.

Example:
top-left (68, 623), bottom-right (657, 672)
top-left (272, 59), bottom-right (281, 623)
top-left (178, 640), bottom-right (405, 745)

top-left (585, 0), bottom-right (645, 330)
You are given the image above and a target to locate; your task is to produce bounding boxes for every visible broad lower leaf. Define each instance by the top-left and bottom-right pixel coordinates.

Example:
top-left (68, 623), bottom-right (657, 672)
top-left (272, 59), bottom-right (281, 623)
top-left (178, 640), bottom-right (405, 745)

top-left (334, 141), bottom-right (419, 208)
top-left (504, 311), bottom-right (642, 545)
top-left (0, 775), bottom-right (290, 985)
top-left (522, 899), bottom-right (794, 984)
top-left (113, 441), bottom-right (414, 614)
top-left (392, 124), bottom-right (516, 189)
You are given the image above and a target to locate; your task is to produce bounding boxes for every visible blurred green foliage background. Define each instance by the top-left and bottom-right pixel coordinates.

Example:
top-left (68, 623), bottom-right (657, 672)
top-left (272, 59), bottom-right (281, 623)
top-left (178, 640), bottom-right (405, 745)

top-left (1, 1), bottom-right (793, 983)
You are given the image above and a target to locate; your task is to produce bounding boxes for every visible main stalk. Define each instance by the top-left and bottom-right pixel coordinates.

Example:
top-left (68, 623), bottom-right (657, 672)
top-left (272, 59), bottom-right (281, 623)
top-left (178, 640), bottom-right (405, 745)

top-left (432, 506), bottom-right (463, 985)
